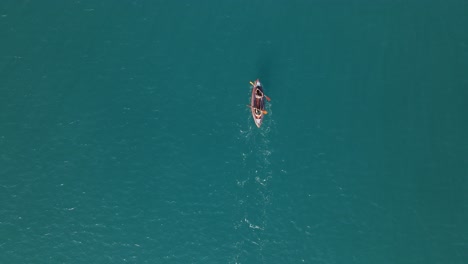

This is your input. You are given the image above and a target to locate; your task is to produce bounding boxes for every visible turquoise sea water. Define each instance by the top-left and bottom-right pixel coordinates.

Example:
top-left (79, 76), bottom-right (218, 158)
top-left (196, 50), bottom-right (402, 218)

top-left (1, 1), bottom-right (467, 263)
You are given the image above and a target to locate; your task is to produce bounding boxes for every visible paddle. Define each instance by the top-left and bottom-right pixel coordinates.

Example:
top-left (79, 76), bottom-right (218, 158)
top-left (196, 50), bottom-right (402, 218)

top-left (250, 81), bottom-right (271, 101)
top-left (246, 105), bottom-right (268, 115)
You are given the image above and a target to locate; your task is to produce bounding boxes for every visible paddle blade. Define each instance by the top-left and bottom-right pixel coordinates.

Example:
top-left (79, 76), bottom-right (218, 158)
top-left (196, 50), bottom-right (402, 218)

top-left (249, 81), bottom-right (254, 86)
top-left (265, 95), bottom-right (271, 101)
top-left (262, 110), bottom-right (268, 115)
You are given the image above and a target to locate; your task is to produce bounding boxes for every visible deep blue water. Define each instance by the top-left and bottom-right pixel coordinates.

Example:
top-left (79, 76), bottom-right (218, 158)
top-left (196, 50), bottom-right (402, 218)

top-left (1, 1), bottom-right (467, 263)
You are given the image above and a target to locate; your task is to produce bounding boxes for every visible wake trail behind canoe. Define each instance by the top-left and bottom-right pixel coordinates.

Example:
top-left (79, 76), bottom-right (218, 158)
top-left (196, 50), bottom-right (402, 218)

top-left (230, 102), bottom-right (275, 263)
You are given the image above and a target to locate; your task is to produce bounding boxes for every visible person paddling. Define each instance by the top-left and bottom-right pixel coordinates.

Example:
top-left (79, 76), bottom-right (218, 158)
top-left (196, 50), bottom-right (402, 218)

top-left (255, 88), bottom-right (263, 99)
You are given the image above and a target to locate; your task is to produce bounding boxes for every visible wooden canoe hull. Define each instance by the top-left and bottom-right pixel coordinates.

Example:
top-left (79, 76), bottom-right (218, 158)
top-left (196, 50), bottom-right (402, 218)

top-left (250, 79), bottom-right (265, 128)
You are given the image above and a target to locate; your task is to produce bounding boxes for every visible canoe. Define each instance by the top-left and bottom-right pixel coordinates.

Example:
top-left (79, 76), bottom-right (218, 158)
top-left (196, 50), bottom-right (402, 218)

top-left (250, 79), bottom-right (266, 128)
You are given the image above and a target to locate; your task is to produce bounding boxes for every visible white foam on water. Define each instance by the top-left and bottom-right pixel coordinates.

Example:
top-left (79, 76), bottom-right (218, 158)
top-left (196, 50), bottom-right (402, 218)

top-left (230, 97), bottom-right (276, 263)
